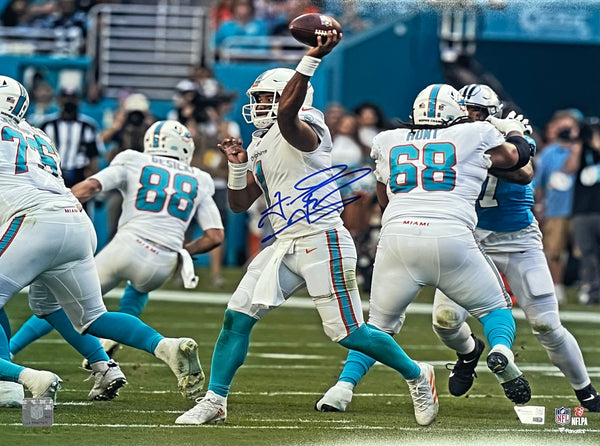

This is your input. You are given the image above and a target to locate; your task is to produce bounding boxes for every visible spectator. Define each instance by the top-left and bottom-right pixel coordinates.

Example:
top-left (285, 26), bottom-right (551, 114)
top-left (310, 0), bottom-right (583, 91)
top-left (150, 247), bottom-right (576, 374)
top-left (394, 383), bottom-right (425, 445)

top-left (214, 0), bottom-right (268, 48)
top-left (100, 92), bottom-right (155, 239)
top-left (324, 102), bottom-right (346, 139)
top-left (190, 92), bottom-right (241, 287)
top-left (210, 0), bottom-right (235, 31)
top-left (26, 79), bottom-right (58, 127)
top-left (534, 109), bottom-right (581, 304)
top-left (330, 113), bottom-right (377, 290)
top-left (353, 101), bottom-right (392, 148)
top-left (565, 118), bottom-right (600, 304)
top-left (269, 0), bottom-right (321, 36)
top-left (35, 0), bottom-right (88, 54)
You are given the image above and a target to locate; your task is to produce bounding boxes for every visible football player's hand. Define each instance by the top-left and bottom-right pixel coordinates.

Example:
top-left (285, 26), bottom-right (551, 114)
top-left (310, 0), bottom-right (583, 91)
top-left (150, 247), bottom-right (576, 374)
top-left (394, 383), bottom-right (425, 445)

top-left (307, 30), bottom-right (342, 59)
top-left (506, 110), bottom-right (533, 135)
top-left (487, 114), bottom-right (526, 135)
top-left (218, 137), bottom-right (247, 164)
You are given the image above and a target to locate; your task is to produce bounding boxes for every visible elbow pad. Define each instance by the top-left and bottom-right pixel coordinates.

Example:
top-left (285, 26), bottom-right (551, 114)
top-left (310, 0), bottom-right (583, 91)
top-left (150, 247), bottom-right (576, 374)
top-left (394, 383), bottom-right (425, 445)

top-left (505, 135), bottom-right (533, 171)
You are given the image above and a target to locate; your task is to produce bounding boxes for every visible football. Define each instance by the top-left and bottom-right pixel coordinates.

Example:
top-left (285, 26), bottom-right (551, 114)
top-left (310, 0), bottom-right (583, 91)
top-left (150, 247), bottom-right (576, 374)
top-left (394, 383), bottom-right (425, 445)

top-left (288, 13), bottom-right (342, 47)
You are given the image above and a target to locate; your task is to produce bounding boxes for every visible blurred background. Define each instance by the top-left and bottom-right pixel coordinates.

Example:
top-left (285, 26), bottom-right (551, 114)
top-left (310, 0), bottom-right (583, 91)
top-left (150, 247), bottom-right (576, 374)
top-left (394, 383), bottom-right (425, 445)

top-left (1, 0), bottom-right (598, 299)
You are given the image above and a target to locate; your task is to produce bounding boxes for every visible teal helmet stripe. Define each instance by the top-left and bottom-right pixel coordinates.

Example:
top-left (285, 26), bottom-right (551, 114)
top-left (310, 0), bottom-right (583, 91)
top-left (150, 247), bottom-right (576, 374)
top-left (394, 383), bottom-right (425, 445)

top-left (12, 82), bottom-right (26, 117)
top-left (428, 84), bottom-right (443, 118)
top-left (152, 121), bottom-right (166, 147)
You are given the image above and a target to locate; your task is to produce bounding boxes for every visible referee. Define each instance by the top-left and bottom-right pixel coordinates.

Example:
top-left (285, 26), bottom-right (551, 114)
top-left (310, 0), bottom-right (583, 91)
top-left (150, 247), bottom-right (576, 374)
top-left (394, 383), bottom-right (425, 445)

top-left (40, 87), bottom-right (104, 189)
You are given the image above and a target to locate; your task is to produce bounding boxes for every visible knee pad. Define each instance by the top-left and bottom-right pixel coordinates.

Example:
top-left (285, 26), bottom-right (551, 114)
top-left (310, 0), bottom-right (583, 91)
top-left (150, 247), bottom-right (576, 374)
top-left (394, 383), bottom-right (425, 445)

top-left (433, 305), bottom-right (468, 330)
top-left (528, 309), bottom-right (561, 336)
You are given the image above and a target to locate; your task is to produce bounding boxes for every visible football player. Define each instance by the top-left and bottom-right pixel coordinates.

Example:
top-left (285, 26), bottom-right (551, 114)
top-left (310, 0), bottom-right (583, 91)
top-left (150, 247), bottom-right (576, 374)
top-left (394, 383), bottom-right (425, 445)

top-left (0, 76), bottom-right (205, 406)
top-left (315, 83), bottom-right (534, 413)
top-left (175, 30), bottom-right (440, 427)
top-left (9, 120), bottom-right (224, 367)
top-left (433, 85), bottom-right (598, 412)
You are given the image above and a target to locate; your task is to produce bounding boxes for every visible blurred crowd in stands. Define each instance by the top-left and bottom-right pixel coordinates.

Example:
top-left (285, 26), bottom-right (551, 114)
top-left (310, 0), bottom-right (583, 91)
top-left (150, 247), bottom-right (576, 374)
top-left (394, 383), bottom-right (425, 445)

top-left (1, 0), bottom-right (598, 303)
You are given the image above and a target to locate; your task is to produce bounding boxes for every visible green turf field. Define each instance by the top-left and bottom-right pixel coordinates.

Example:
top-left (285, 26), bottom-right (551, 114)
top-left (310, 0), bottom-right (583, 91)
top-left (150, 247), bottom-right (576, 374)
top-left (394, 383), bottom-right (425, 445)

top-left (1, 274), bottom-right (598, 446)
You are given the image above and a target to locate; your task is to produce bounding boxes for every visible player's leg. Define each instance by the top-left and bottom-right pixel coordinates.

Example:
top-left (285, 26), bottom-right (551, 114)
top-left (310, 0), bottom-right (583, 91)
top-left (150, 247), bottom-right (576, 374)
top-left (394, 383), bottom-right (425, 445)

top-left (0, 215), bottom-right (63, 401)
top-left (502, 247), bottom-right (600, 411)
top-left (432, 289), bottom-right (485, 396)
top-left (0, 308), bottom-right (24, 407)
top-left (9, 316), bottom-right (54, 358)
top-left (176, 244), bottom-right (305, 425)
top-left (437, 230), bottom-right (529, 404)
top-left (310, 227), bottom-right (437, 425)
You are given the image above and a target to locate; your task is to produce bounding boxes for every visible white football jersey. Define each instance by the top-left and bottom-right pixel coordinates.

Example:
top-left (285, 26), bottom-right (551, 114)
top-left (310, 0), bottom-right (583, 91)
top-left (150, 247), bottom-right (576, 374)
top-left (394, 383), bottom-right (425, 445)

top-left (246, 107), bottom-right (344, 241)
top-left (0, 117), bottom-right (78, 225)
top-left (371, 121), bottom-right (505, 228)
top-left (92, 150), bottom-right (223, 251)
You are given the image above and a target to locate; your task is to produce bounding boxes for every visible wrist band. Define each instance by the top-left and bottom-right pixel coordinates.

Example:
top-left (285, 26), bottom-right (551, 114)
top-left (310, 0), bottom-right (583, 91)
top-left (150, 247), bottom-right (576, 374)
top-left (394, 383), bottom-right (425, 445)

top-left (295, 56), bottom-right (321, 77)
top-left (227, 161), bottom-right (249, 190)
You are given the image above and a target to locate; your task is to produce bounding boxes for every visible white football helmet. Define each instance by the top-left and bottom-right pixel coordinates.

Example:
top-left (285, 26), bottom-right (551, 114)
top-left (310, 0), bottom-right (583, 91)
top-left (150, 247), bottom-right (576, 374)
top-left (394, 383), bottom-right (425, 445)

top-left (459, 84), bottom-right (503, 118)
top-left (412, 83), bottom-right (466, 125)
top-left (144, 120), bottom-right (195, 164)
top-left (0, 75), bottom-right (29, 123)
top-left (242, 68), bottom-right (314, 129)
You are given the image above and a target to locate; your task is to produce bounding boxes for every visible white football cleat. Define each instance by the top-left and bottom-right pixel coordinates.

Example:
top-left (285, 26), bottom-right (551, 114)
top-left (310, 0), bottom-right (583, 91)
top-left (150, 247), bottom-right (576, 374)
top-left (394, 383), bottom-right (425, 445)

top-left (87, 359), bottom-right (127, 401)
top-left (18, 368), bottom-right (62, 403)
top-left (82, 338), bottom-right (122, 371)
top-left (154, 337), bottom-right (205, 399)
top-left (175, 391), bottom-right (227, 425)
top-left (0, 381), bottom-right (25, 408)
top-left (406, 362), bottom-right (439, 426)
top-left (315, 381), bottom-right (354, 412)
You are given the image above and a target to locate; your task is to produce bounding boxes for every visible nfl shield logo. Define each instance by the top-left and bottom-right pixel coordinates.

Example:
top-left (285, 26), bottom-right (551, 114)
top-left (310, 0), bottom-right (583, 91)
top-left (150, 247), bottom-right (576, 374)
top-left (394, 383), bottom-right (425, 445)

top-left (555, 407), bottom-right (570, 425)
top-left (30, 405), bottom-right (44, 420)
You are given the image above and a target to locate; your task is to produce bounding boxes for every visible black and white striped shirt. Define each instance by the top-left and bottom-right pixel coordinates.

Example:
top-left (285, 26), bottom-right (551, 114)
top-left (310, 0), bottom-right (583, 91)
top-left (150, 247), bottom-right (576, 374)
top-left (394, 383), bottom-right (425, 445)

top-left (40, 113), bottom-right (104, 171)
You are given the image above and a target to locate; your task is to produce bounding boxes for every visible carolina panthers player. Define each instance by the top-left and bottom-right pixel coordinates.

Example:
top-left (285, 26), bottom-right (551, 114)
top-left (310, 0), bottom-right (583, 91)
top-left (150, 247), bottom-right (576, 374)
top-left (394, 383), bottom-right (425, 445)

top-left (176, 31), bottom-right (441, 427)
top-left (0, 76), bottom-right (205, 406)
top-left (315, 83), bottom-right (535, 413)
top-left (433, 85), bottom-right (598, 412)
top-left (9, 120), bottom-right (224, 369)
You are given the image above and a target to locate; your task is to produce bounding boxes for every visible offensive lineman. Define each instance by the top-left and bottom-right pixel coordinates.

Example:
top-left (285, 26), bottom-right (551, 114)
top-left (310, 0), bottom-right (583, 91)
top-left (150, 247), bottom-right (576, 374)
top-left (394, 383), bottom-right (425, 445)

top-left (316, 83), bottom-right (534, 413)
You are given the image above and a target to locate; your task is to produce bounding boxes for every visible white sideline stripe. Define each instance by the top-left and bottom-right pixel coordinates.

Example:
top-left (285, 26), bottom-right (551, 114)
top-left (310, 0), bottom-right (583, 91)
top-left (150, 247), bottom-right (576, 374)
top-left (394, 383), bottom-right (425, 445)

top-left (1, 422), bottom-right (598, 433)
top-left (104, 288), bottom-right (600, 323)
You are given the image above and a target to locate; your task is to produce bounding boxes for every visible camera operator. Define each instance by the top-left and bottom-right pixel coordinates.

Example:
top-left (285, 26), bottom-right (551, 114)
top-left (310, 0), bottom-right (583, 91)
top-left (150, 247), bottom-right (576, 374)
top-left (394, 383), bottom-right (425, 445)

top-left (100, 93), bottom-right (155, 239)
top-left (101, 93), bottom-right (155, 162)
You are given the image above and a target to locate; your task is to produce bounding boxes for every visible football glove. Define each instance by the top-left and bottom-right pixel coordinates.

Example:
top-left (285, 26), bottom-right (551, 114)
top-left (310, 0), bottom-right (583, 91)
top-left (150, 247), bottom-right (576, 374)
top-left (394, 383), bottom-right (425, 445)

top-left (487, 114), bottom-right (526, 135)
top-left (506, 110), bottom-right (533, 135)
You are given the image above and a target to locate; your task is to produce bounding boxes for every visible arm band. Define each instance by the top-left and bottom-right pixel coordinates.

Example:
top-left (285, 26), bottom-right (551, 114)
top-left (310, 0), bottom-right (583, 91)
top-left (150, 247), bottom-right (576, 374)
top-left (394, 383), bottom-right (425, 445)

top-left (295, 56), bottom-right (321, 77)
top-left (227, 161), bottom-right (249, 190)
top-left (505, 135), bottom-right (532, 171)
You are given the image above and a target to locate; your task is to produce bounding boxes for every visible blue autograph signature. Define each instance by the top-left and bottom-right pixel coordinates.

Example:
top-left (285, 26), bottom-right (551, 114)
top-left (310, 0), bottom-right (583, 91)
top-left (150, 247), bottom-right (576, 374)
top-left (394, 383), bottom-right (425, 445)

top-left (258, 164), bottom-right (373, 243)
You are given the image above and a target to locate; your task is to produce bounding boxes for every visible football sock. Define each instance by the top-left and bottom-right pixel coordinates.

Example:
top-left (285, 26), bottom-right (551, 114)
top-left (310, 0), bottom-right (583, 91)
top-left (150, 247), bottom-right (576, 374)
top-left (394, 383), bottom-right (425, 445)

top-left (0, 309), bottom-right (11, 360)
top-left (119, 283), bottom-right (149, 317)
top-left (208, 309), bottom-right (257, 398)
top-left (536, 326), bottom-right (590, 389)
top-left (87, 312), bottom-right (164, 354)
top-left (0, 358), bottom-right (24, 381)
top-left (479, 308), bottom-right (515, 349)
top-left (44, 309), bottom-right (109, 364)
top-left (339, 349), bottom-right (376, 386)
top-left (9, 315), bottom-right (54, 357)
top-left (338, 324), bottom-right (420, 380)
